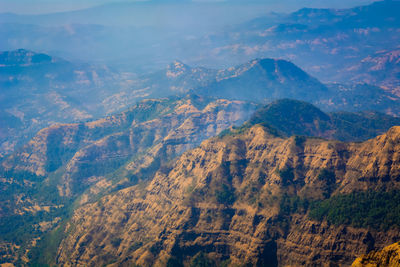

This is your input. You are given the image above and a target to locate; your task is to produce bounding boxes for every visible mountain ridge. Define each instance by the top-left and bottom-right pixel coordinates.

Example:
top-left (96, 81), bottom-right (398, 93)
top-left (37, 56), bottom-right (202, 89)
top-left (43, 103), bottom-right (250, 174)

top-left (54, 123), bottom-right (400, 266)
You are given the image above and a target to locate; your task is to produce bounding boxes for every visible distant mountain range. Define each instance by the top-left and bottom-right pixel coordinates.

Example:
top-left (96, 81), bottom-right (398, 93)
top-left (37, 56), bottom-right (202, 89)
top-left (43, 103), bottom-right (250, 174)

top-left (1, 1), bottom-right (400, 266)
top-left (0, 49), bottom-right (130, 154)
top-left (344, 49), bottom-right (400, 96)
top-left (1, 49), bottom-right (400, 157)
top-left (0, 0), bottom-right (399, 82)
top-left (190, 0), bottom-right (400, 90)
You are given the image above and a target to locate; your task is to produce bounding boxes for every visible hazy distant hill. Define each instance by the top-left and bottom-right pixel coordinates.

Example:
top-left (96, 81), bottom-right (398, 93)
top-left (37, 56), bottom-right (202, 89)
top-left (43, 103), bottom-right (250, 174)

top-left (244, 99), bottom-right (400, 141)
top-left (197, 0), bottom-right (400, 89)
top-left (1, 0), bottom-right (398, 79)
top-left (344, 49), bottom-right (400, 96)
top-left (2, 49), bottom-right (399, 156)
top-left (196, 58), bottom-right (328, 102)
top-left (0, 49), bottom-right (128, 154)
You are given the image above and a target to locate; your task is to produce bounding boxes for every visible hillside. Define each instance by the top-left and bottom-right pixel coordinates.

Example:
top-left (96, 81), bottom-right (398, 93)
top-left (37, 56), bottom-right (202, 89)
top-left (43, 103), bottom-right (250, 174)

top-left (0, 49), bottom-right (128, 155)
top-left (204, 0), bottom-right (400, 88)
top-left (346, 49), bottom-right (400, 96)
top-left (352, 242), bottom-right (400, 267)
top-left (55, 124), bottom-right (400, 266)
top-left (1, 1), bottom-right (400, 266)
top-left (195, 58), bottom-right (327, 102)
top-left (0, 95), bottom-right (257, 264)
top-left (2, 49), bottom-right (400, 157)
top-left (244, 99), bottom-right (400, 141)
top-left (3, 96), bottom-right (400, 265)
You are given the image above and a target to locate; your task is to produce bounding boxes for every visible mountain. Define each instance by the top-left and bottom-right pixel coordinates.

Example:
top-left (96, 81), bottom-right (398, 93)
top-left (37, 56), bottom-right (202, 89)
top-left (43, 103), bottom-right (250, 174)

top-left (142, 60), bottom-right (218, 95)
top-left (196, 58), bottom-right (327, 102)
top-left (0, 95), bottom-right (257, 264)
top-left (54, 123), bottom-right (400, 266)
top-left (1, 1), bottom-right (399, 80)
top-left (2, 50), bottom-right (400, 158)
top-left (352, 242), bottom-right (400, 267)
top-left (1, 96), bottom-right (399, 265)
top-left (134, 58), bottom-right (400, 116)
top-left (200, 0), bottom-right (400, 89)
top-left (244, 99), bottom-right (400, 141)
top-left (0, 2), bottom-right (276, 70)
top-left (0, 49), bottom-right (130, 155)
top-left (344, 49), bottom-right (400, 96)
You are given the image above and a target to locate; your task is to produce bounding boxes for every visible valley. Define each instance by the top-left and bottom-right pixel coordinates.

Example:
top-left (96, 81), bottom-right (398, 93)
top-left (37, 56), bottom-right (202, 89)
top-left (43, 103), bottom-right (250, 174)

top-left (0, 1), bottom-right (399, 266)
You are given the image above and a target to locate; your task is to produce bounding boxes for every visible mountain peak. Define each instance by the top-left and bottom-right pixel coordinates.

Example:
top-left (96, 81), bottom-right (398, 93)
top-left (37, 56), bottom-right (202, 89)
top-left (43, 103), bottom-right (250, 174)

top-left (166, 60), bottom-right (190, 78)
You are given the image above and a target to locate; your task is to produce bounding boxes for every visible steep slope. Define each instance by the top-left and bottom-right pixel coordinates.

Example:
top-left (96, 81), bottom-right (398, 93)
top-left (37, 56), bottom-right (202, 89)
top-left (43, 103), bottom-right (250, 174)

top-left (3, 50), bottom-right (400, 157)
top-left (346, 49), bottom-right (400, 96)
top-left (202, 0), bottom-right (400, 87)
top-left (0, 49), bottom-right (129, 155)
top-left (196, 58), bottom-right (327, 102)
top-left (143, 60), bottom-right (217, 95)
top-left (322, 83), bottom-right (400, 115)
top-left (132, 59), bottom-right (400, 116)
top-left (3, 97), bottom-right (400, 265)
top-left (55, 124), bottom-right (400, 266)
top-left (0, 95), bottom-right (257, 264)
top-left (352, 242), bottom-right (400, 267)
top-left (233, 99), bottom-right (400, 142)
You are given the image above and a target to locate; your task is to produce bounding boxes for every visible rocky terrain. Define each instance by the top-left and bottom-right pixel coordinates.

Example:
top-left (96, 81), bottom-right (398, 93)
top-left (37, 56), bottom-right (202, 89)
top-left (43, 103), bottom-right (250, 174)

top-left (352, 242), bottom-right (400, 267)
top-left (0, 49), bottom-right (130, 154)
top-left (0, 1), bottom-right (399, 266)
top-left (54, 121), bottom-right (400, 266)
top-left (0, 95), bottom-right (257, 264)
top-left (2, 97), bottom-right (400, 265)
top-left (346, 49), bottom-right (400, 96)
top-left (4, 48), bottom-right (400, 159)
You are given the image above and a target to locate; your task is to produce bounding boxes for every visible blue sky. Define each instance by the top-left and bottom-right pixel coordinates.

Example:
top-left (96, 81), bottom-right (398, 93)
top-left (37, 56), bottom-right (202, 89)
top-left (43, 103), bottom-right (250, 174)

top-left (0, 0), bottom-right (379, 14)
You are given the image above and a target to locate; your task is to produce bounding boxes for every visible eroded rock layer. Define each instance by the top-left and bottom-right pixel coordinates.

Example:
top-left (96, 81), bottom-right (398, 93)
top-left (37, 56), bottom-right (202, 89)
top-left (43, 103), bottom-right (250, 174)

top-left (56, 125), bottom-right (400, 266)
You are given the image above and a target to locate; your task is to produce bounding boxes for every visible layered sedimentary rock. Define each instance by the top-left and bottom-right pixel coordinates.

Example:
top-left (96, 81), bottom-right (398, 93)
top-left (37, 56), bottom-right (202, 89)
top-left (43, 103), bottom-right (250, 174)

top-left (56, 125), bottom-right (400, 266)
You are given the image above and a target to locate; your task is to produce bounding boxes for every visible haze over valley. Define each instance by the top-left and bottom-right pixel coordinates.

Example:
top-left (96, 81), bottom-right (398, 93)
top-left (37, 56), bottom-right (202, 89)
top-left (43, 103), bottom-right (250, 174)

top-left (0, 0), bottom-right (400, 266)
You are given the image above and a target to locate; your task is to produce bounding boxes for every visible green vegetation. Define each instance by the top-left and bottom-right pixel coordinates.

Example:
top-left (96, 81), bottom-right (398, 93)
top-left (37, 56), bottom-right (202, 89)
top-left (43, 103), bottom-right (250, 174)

top-left (279, 189), bottom-right (400, 232)
top-left (244, 99), bottom-right (400, 142)
top-left (29, 220), bottom-right (70, 266)
top-left (215, 184), bottom-right (235, 205)
top-left (190, 252), bottom-right (217, 267)
top-left (277, 167), bottom-right (294, 185)
top-left (248, 99), bottom-right (331, 137)
top-left (166, 256), bottom-right (184, 267)
top-left (309, 191), bottom-right (400, 230)
top-left (331, 111), bottom-right (400, 142)
top-left (294, 135), bottom-right (306, 147)
top-left (279, 194), bottom-right (309, 215)
top-left (218, 124), bottom-right (251, 138)
top-left (110, 237), bottom-right (123, 248)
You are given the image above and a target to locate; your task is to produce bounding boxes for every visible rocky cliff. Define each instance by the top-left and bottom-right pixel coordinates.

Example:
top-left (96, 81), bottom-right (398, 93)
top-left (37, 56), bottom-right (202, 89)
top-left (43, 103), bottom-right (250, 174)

top-left (352, 242), bottom-right (400, 267)
top-left (55, 125), bottom-right (400, 266)
top-left (0, 95), bottom-right (257, 264)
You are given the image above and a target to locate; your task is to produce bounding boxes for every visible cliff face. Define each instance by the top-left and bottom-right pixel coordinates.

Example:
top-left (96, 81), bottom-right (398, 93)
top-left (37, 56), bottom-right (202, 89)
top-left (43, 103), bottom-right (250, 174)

top-left (0, 95), bottom-right (257, 264)
top-left (1, 96), bottom-right (256, 196)
top-left (56, 125), bottom-right (400, 267)
top-left (352, 242), bottom-right (400, 267)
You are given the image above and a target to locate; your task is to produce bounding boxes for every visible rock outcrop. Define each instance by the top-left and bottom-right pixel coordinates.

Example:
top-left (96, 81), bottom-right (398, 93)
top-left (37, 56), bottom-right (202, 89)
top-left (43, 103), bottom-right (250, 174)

top-left (352, 242), bottom-right (400, 267)
top-left (56, 125), bottom-right (400, 266)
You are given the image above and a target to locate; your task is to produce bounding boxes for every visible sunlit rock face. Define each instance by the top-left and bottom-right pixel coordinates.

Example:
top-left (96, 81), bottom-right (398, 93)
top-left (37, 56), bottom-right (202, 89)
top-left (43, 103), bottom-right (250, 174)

top-left (56, 125), bottom-right (400, 266)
